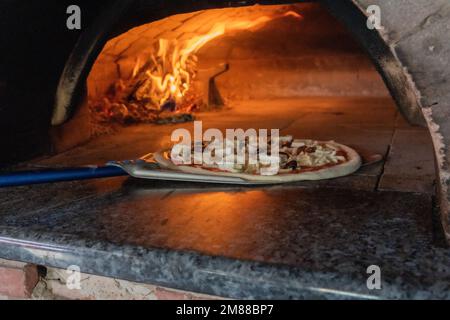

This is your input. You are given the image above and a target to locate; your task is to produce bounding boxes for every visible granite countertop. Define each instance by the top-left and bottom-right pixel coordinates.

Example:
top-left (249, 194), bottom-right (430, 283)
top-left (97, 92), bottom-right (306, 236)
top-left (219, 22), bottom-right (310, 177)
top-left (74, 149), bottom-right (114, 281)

top-left (0, 176), bottom-right (449, 299)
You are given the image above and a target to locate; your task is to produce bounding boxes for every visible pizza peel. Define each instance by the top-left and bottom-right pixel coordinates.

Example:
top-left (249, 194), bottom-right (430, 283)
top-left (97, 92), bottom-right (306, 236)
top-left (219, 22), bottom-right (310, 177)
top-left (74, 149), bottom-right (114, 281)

top-left (109, 147), bottom-right (383, 185)
top-left (0, 148), bottom-right (383, 188)
top-left (107, 153), bottom-right (272, 185)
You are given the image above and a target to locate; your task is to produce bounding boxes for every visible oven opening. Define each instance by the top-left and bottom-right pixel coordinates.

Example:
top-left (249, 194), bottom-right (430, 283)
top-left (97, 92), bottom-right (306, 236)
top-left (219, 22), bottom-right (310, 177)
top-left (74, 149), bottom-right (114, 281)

top-left (87, 3), bottom-right (385, 128)
top-left (45, 3), bottom-right (434, 197)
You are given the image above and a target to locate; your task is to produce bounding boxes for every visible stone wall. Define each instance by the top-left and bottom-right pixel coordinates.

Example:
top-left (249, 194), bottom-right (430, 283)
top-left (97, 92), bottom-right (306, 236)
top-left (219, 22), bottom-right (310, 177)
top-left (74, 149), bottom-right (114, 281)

top-left (33, 267), bottom-right (221, 300)
top-left (0, 258), bottom-right (220, 300)
top-left (0, 259), bottom-right (39, 299)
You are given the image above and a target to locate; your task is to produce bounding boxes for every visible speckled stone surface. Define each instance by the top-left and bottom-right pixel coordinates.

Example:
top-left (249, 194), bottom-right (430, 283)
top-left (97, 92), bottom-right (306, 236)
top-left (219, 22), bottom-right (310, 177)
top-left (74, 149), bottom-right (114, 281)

top-left (0, 177), bottom-right (448, 299)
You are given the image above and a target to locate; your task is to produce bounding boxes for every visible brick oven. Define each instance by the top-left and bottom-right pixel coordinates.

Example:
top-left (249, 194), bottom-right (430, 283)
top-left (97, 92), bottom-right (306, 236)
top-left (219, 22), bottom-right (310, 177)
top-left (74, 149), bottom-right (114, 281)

top-left (0, 0), bottom-right (449, 300)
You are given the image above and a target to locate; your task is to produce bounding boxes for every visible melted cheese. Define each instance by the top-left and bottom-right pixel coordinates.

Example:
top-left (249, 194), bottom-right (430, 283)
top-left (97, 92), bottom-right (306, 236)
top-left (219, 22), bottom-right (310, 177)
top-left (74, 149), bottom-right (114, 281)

top-left (294, 141), bottom-right (345, 167)
top-left (172, 137), bottom-right (346, 174)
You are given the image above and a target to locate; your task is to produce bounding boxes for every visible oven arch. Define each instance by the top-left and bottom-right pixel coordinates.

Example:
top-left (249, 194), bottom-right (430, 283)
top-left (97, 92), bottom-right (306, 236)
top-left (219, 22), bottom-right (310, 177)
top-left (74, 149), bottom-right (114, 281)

top-left (52, 0), bottom-right (450, 242)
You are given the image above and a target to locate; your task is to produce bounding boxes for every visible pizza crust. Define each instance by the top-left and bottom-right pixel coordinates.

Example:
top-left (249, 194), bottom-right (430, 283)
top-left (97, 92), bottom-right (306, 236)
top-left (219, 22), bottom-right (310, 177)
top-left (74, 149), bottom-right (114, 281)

top-left (154, 141), bottom-right (362, 183)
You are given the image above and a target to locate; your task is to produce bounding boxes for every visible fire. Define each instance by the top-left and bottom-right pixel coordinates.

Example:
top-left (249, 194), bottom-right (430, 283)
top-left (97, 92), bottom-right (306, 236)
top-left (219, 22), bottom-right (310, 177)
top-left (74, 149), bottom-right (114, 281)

top-left (131, 10), bottom-right (303, 111)
top-left (95, 9), bottom-right (302, 124)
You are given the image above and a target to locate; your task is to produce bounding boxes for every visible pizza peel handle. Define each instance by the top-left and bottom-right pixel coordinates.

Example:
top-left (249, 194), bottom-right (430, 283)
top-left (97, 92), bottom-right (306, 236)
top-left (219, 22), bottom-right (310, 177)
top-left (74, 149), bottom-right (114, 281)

top-left (0, 166), bottom-right (128, 188)
top-left (0, 156), bottom-right (272, 188)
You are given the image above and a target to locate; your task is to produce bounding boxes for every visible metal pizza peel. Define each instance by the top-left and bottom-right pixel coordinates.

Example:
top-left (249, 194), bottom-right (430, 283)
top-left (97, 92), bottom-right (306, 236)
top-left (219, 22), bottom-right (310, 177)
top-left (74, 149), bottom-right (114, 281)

top-left (0, 148), bottom-right (383, 188)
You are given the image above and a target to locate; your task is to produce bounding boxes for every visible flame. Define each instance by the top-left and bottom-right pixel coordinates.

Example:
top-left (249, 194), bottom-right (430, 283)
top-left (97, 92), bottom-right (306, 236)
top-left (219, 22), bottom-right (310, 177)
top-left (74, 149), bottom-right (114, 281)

top-left (131, 9), bottom-right (303, 111)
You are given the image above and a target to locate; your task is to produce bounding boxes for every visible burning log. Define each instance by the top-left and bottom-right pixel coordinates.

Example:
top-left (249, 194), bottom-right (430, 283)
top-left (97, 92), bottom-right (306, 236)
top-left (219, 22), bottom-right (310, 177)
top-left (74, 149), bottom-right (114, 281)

top-left (91, 38), bottom-right (203, 125)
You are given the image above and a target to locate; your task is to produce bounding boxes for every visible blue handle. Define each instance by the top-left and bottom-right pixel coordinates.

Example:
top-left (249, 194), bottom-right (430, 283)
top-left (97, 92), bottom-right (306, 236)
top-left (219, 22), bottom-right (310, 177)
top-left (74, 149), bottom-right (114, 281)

top-left (0, 165), bottom-right (128, 188)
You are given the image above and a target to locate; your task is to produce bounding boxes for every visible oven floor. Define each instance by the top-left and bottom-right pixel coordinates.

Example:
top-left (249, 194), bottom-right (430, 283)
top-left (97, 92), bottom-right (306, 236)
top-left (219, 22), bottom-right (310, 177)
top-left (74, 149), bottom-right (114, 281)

top-left (1, 97), bottom-right (448, 299)
top-left (34, 97), bottom-right (435, 193)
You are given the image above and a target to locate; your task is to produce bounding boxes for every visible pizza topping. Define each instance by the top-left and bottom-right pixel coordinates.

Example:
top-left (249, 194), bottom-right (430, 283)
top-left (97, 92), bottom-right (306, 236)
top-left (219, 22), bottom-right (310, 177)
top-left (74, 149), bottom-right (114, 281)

top-left (170, 136), bottom-right (348, 175)
top-left (279, 152), bottom-right (290, 167)
top-left (285, 160), bottom-right (298, 170)
top-left (280, 135), bottom-right (293, 148)
top-left (291, 140), bottom-right (306, 148)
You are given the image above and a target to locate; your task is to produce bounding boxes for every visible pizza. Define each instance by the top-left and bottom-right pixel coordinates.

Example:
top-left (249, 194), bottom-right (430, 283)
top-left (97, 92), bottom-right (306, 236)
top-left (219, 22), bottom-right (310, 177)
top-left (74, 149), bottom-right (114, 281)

top-left (154, 136), bottom-right (362, 183)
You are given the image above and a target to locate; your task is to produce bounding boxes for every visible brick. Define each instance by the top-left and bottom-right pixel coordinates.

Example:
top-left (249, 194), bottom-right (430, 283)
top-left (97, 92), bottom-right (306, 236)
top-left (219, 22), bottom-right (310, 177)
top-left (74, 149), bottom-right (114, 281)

top-left (0, 260), bottom-right (39, 299)
top-left (154, 18), bottom-right (183, 35)
top-left (155, 287), bottom-right (217, 300)
top-left (155, 287), bottom-right (190, 300)
top-left (165, 11), bottom-right (201, 23)
top-left (174, 9), bottom-right (229, 34)
top-left (379, 128), bottom-right (435, 193)
top-left (33, 267), bottom-right (220, 300)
